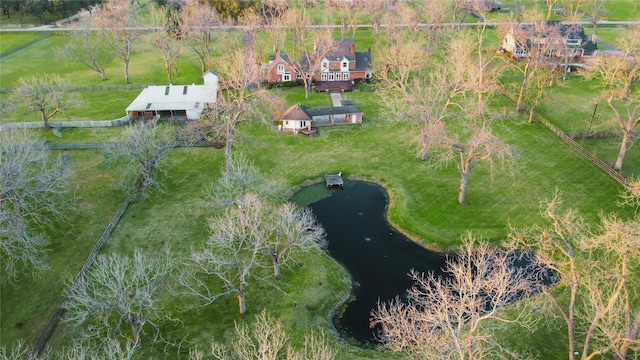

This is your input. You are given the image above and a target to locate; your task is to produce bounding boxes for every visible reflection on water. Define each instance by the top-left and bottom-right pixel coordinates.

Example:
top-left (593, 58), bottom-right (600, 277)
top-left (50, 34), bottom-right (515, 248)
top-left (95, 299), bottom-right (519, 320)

top-left (306, 181), bottom-right (448, 345)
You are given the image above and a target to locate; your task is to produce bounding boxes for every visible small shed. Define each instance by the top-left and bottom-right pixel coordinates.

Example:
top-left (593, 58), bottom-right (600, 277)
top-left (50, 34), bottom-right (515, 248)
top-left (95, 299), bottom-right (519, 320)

top-left (325, 172), bottom-right (343, 188)
top-left (280, 101), bottom-right (363, 134)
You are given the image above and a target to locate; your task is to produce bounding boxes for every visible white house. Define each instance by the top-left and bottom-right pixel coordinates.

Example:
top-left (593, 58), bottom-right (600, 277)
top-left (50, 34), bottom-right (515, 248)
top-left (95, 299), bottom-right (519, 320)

top-left (126, 71), bottom-right (218, 121)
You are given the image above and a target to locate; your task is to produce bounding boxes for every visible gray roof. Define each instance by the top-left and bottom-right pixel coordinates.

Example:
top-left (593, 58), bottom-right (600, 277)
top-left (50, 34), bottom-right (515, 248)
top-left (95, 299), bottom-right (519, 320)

top-left (283, 101), bottom-right (363, 121)
top-left (125, 85), bottom-right (217, 112)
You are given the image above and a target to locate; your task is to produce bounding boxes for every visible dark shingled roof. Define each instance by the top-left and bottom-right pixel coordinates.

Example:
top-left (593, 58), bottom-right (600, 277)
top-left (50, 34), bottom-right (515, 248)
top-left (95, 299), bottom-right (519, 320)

top-left (355, 51), bottom-right (373, 72)
top-left (282, 101), bottom-right (363, 121)
top-left (325, 38), bottom-right (356, 61)
top-left (299, 38), bottom-right (373, 73)
top-left (282, 104), bottom-right (312, 121)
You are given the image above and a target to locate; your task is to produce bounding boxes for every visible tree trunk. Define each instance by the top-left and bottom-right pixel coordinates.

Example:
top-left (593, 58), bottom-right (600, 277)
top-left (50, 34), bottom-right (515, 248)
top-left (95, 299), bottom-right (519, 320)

top-left (130, 321), bottom-right (140, 346)
top-left (567, 273), bottom-right (578, 360)
top-left (420, 127), bottom-right (429, 161)
top-left (305, 82), bottom-right (311, 99)
top-left (458, 164), bottom-right (471, 204)
top-left (237, 291), bottom-right (246, 314)
top-left (622, 67), bottom-right (637, 99)
top-left (516, 65), bottom-right (531, 112)
top-left (273, 260), bottom-right (281, 277)
top-left (528, 104), bottom-right (537, 124)
top-left (614, 133), bottom-right (628, 171)
top-left (124, 60), bottom-right (130, 84)
top-left (41, 111), bottom-right (50, 129)
top-left (100, 69), bottom-right (107, 81)
top-left (225, 123), bottom-right (236, 175)
top-left (614, 312), bottom-right (640, 360)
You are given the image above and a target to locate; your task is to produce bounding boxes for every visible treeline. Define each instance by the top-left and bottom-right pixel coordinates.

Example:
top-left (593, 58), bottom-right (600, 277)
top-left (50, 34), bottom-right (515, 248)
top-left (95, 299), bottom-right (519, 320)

top-left (0, 0), bottom-right (105, 23)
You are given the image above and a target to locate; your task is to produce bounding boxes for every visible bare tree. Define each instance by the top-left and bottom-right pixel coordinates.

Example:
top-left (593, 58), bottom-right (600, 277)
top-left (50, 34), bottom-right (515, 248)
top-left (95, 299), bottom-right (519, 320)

top-left (583, 0), bottom-right (606, 41)
top-left (258, 0), bottom-right (288, 54)
top-left (204, 158), bottom-right (326, 278)
top-left (57, 14), bottom-right (112, 81)
top-left (0, 130), bottom-right (71, 278)
top-left (376, 29), bottom-right (465, 161)
top-left (500, 17), bottom-right (564, 114)
top-left (524, 65), bottom-right (559, 124)
top-left (585, 26), bottom-right (640, 171)
top-left (458, 25), bottom-right (503, 119)
top-left (181, 0), bottom-right (221, 74)
top-left (149, 6), bottom-right (186, 85)
top-left (334, 2), bottom-right (362, 39)
top-left (371, 237), bottom-right (538, 360)
top-left (190, 309), bottom-right (335, 360)
top-left (510, 194), bottom-right (640, 360)
top-left (288, 331), bottom-right (335, 360)
top-left (545, 0), bottom-right (559, 19)
top-left (0, 340), bottom-right (29, 360)
top-left (619, 177), bottom-right (640, 209)
top-left (186, 193), bottom-right (264, 314)
top-left (10, 74), bottom-right (68, 129)
top-left (204, 156), bottom-right (285, 212)
top-left (264, 203), bottom-right (326, 277)
top-left (558, 0), bottom-right (584, 20)
top-left (230, 310), bottom-right (288, 360)
top-left (63, 250), bottom-right (175, 347)
top-left (44, 338), bottom-right (138, 360)
top-left (199, 36), bottom-right (275, 174)
top-left (362, 0), bottom-right (384, 34)
top-left (103, 120), bottom-right (177, 196)
top-left (429, 120), bottom-right (515, 204)
top-left (94, 0), bottom-right (142, 84)
top-left (277, 7), bottom-right (334, 99)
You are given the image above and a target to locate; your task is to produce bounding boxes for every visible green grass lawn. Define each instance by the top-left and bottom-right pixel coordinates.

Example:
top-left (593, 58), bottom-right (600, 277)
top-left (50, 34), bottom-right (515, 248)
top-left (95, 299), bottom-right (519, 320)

top-left (34, 87), bottom-right (635, 359)
top-left (1, 16), bottom-right (639, 359)
top-left (0, 33), bottom-right (43, 54)
top-left (0, 150), bottom-right (127, 349)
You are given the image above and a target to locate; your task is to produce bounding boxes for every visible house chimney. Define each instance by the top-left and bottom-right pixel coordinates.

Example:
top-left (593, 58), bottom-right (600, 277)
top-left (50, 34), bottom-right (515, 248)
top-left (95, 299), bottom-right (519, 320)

top-left (351, 42), bottom-right (355, 55)
top-left (368, 46), bottom-right (371, 53)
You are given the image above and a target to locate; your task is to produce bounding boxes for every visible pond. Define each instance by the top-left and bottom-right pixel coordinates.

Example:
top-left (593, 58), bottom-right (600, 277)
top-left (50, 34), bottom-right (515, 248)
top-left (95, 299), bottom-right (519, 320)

top-left (298, 180), bottom-right (449, 346)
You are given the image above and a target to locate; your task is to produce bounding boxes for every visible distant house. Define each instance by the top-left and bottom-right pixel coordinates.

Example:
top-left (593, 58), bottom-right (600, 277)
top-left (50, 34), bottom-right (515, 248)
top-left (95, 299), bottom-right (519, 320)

top-left (126, 71), bottom-right (218, 121)
top-left (267, 38), bottom-right (373, 92)
top-left (280, 100), bottom-right (363, 134)
top-left (501, 21), bottom-right (597, 59)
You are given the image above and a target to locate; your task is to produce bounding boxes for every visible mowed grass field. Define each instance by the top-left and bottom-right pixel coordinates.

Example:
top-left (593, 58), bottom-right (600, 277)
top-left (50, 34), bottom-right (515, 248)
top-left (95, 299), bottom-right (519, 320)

top-left (1, 17), bottom-right (639, 360)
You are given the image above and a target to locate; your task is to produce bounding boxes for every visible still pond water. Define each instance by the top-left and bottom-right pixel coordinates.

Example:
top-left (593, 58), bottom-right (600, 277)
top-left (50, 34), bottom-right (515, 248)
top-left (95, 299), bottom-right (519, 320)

top-left (301, 181), bottom-right (449, 345)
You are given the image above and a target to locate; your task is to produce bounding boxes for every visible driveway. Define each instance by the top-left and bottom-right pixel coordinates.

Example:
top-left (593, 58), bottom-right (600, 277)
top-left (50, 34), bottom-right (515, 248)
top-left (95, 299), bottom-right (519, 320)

top-left (330, 92), bottom-right (342, 107)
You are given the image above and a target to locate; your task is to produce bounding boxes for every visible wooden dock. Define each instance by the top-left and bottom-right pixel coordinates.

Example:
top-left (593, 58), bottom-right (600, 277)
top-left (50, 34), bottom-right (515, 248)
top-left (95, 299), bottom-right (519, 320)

top-left (324, 172), bottom-right (343, 188)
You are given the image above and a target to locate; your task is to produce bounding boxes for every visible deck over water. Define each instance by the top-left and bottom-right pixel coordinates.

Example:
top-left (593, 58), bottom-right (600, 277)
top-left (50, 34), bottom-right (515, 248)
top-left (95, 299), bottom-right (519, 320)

top-left (324, 173), bottom-right (344, 187)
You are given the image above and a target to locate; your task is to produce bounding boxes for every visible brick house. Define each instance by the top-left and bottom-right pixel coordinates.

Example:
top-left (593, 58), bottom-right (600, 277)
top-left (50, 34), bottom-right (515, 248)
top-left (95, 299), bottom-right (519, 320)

top-left (267, 38), bottom-right (373, 92)
top-left (267, 50), bottom-right (298, 83)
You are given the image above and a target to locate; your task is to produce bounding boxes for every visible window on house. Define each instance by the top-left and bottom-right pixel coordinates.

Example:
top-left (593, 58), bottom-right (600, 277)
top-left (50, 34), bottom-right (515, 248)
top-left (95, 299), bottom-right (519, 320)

top-left (283, 73), bottom-right (291, 81)
top-left (296, 72), bottom-right (302, 79)
top-left (321, 73), bottom-right (327, 81)
top-left (329, 72), bottom-right (334, 81)
top-left (336, 72), bottom-right (342, 80)
top-left (322, 61), bottom-right (328, 69)
top-left (343, 72), bottom-right (349, 80)
top-left (277, 64), bottom-right (284, 73)
top-left (285, 121), bottom-right (289, 125)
